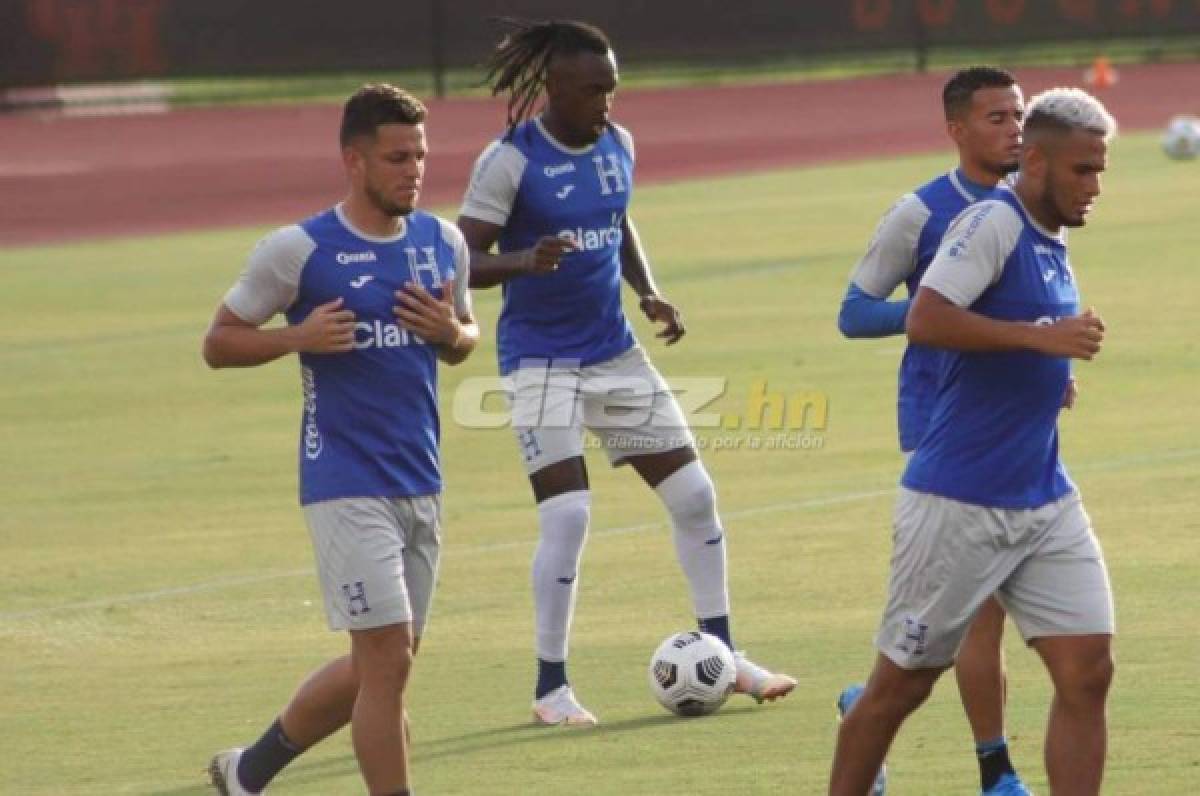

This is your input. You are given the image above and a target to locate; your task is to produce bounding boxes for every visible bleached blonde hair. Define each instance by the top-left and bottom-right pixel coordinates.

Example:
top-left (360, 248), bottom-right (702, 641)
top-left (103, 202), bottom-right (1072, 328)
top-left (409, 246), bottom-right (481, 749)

top-left (1026, 87), bottom-right (1117, 140)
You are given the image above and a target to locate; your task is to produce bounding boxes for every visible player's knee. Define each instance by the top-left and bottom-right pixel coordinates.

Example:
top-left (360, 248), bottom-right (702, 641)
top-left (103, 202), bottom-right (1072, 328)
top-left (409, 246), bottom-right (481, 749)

top-left (537, 490), bottom-right (591, 542)
top-left (656, 461), bottom-right (718, 531)
top-left (868, 658), bottom-right (942, 716)
top-left (893, 671), bottom-right (938, 712)
top-left (859, 674), bottom-right (935, 723)
top-left (353, 628), bottom-right (415, 689)
top-left (1060, 651), bottom-right (1114, 706)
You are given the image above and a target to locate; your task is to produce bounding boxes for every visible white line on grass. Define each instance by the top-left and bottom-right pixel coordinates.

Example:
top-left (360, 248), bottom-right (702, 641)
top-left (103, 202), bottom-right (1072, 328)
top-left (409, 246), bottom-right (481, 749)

top-left (2, 447), bottom-right (1196, 621)
top-left (0, 487), bottom-right (894, 621)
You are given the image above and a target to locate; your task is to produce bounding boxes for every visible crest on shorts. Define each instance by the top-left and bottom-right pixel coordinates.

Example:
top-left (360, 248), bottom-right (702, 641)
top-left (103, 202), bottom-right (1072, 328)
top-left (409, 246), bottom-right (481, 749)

top-left (897, 616), bottom-right (928, 656)
top-left (342, 581), bottom-right (370, 616)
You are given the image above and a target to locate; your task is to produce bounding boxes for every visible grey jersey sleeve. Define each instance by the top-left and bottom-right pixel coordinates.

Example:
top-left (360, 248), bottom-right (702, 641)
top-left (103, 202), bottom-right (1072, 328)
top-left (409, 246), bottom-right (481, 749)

top-left (920, 200), bottom-right (1023, 307)
top-left (459, 141), bottom-right (527, 226)
top-left (611, 122), bottom-right (635, 162)
top-left (436, 217), bottom-right (473, 317)
top-left (223, 225), bottom-right (315, 324)
top-left (850, 193), bottom-right (930, 298)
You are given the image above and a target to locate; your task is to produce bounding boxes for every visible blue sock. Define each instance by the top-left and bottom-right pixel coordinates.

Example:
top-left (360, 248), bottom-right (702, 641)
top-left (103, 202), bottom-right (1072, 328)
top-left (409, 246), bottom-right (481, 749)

top-left (238, 717), bottom-right (303, 792)
top-left (976, 736), bottom-right (1016, 791)
top-left (698, 615), bottom-right (734, 651)
top-left (535, 658), bottom-right (568, 699)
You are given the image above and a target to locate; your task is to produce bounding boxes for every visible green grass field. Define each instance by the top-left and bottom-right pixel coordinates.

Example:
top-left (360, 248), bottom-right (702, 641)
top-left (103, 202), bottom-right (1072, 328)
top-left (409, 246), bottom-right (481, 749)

top-left (1, 134), bottom-right (1197, 795)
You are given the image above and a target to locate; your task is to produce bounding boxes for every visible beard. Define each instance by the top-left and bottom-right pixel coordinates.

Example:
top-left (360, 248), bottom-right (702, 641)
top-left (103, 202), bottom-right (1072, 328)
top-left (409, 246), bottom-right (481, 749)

top-left (1040, 178), bottom-right (1084, 229)
top-left (365, 182), bottom-right (412, 217)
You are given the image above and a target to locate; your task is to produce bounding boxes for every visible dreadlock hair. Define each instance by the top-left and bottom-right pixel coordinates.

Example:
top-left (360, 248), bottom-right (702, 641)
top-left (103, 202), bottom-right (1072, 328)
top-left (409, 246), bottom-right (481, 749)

top-left (942, 66), bottom-right (1017, 121)
top-left (482, 18), bottom-right (611, 132)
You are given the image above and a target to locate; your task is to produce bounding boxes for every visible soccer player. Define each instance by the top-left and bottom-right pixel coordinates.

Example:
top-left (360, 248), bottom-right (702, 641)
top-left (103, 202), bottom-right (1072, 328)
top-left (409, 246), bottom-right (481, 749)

top-left (836, 67), bottom-right (1032, 795)
top-left (829, 87), bottom-right (1116, 795)
top-left (202, 84), bottom-right (478, 796)
top-left (457, 18), bottom-right (796, 726)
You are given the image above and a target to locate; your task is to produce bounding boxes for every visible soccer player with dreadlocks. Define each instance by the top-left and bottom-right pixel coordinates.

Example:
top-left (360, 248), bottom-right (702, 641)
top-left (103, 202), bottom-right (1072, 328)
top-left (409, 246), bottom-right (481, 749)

top-left (457, 18), bottom-right (796, 727)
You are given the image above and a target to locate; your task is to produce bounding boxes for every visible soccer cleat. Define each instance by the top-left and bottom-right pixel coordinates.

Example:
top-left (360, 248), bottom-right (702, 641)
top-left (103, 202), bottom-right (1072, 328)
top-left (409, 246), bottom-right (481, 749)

top-left (837, 684), bottom-right (888, 796)
top-left (532, 685), bottom-right (598, 727)
top-left (733, 652), bottom-right (797, 703)
top-left (208, 748), bottom-right (258, 795)
top-left (983, 773), bottom-right (1034, 795)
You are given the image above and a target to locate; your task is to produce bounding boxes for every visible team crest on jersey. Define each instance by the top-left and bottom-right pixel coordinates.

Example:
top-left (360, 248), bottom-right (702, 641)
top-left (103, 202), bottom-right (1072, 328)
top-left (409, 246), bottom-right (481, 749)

top-left (404, 246), bottom-right (443, 288)
top-left (593, 154), bottom-right (626, 195)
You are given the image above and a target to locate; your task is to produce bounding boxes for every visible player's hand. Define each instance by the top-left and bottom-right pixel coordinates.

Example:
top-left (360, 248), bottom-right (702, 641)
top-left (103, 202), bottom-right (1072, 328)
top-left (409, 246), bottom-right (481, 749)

top-left (294, 297), bottom-right (356, 353)
top-left (1037, 307), bottom-right (1105, 360)
top-left (1062, 377), bottom-right (1078, 409)
top-left (394, 279), bottom-right (462, 346)
top-left (521, 235), bottom-right (577, 274)
top-left (640, 294), bottom-right (686, 345)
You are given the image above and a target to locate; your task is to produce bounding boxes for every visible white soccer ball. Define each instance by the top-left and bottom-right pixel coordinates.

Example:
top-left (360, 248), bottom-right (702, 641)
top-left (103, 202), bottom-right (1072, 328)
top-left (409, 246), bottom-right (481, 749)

top-left (648, 630), bottom-right (736, 717)
top-left (1161, 115), bottom-right (1200, 161)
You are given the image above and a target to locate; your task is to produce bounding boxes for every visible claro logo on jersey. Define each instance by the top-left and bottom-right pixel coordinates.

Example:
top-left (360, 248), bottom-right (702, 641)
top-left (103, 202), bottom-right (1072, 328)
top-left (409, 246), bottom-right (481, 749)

top-left (336, 250), bottom-right (378, 265)
top-left (354, 320), bottom-right (423, 349)
top-left (558, 213), bottom-right (623, 252)
top-left (946, 203), bottom-right (995, 258)
top-left (301, 365), bottom-right (322, 460)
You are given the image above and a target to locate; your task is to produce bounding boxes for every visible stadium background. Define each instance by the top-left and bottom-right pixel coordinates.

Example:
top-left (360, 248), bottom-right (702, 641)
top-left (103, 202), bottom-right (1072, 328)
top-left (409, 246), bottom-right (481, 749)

top-left (1, 1), bottom-right (1198, 793)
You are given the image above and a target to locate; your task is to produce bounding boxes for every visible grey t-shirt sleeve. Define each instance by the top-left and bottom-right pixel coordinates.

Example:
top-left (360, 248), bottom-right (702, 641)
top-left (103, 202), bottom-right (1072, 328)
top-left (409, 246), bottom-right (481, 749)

top-left (459, 140), bottom-right (527, 226)
top-left (436, 217), bottom-right (473, 317)
top-left (611, 122), bottom-right (635, 162)
top-left (920, 200), bottom-right (1023, 307)
top-left (223, 225), bottom-right (315, 324)
top-left (849, 193), bottom-right (930, 298)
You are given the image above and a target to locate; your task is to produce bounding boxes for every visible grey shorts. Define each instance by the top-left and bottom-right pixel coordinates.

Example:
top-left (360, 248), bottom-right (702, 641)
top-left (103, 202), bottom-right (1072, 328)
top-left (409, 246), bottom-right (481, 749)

top-left (878, 487), bottom-right (1114, 669)
top-left (302, 495), bottom-right (441, 634)
top-left (509, 346), bottom-right (695, 474)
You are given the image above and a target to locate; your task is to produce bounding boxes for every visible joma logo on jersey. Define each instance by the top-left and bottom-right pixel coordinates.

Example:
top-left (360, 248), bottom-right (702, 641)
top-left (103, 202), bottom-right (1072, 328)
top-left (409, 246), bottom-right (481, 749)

top-left (336, 250), bottom-right (377, 265)
top-left (354, 320), bottom-right (421, 349)
top-left (558, 224), bottom-right (622, 251)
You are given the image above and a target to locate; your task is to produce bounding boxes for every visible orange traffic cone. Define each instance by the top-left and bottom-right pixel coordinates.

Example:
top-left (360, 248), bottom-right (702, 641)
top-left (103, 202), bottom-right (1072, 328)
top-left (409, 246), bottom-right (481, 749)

top-left (1084, 56), bottom-right (1117, 89)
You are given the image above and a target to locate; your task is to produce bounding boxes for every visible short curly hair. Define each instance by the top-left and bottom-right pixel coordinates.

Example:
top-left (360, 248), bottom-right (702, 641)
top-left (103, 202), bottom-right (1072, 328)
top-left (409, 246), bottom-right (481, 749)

top-left (339, 84), bottom-right (427, 147)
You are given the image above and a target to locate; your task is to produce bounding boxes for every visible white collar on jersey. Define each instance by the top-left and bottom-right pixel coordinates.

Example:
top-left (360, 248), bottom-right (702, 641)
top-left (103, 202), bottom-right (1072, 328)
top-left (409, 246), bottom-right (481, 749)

top-left (533, 116), bottom-right (601, 156)
top-left (334, 203), bottom-right (408, 244)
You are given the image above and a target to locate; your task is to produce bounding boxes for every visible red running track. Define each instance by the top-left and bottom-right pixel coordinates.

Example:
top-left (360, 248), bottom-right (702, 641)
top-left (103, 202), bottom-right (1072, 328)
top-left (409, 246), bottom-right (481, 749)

top-left (1, 63), bottom-right (1195, 246)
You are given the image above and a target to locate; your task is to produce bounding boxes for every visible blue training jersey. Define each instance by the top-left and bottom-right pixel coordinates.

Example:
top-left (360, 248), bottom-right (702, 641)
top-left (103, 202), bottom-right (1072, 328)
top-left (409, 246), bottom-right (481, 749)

top-left (847, 169), bottom-right (994, 451)
top-left (902, 185), bottom-right (1078, 509)
top-left (460, 118), bottom-right (637, 375)
top-left (223, 206), bottom-right (471, 505)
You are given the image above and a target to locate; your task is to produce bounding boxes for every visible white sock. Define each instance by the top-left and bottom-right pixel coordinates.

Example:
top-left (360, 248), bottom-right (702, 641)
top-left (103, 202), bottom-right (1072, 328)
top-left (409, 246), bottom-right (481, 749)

top-left (655, 461), bottom-right (730, 618)
top-left (532, 490), bottom-right (591, 662)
